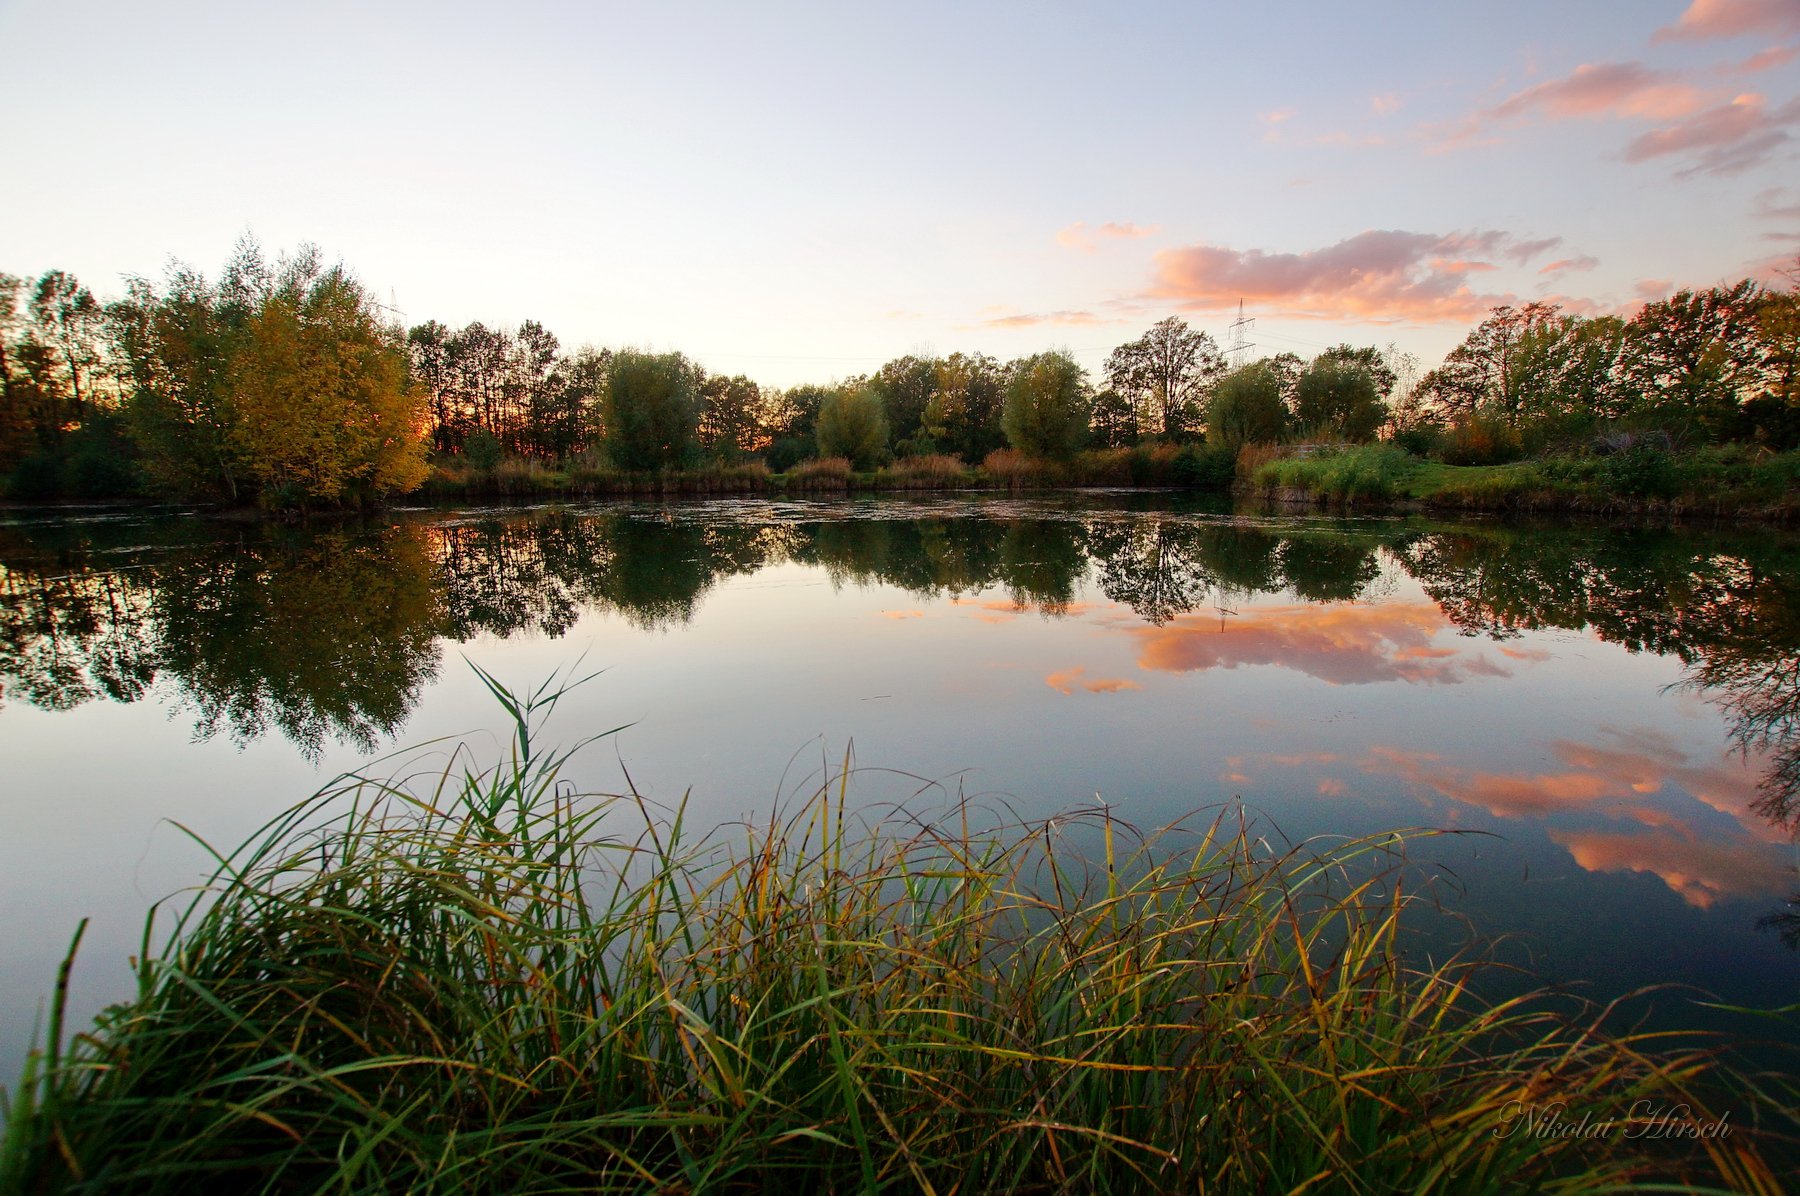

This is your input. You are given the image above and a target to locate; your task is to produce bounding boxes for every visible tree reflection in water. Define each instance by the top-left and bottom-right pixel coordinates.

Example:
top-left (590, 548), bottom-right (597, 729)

top-left (3, 505), bottom-right (1799, 945)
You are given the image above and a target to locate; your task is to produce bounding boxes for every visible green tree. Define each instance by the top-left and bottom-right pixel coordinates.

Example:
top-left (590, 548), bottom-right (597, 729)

top-left (407, 320), bottom-right (459, 453)
top-left (546, 346), bottom-right (608, 459)
top-left (868, 355), bottom-right (940, 451)
top-left (1293, 357), bottom-right (1385, 441)
top-left (1415, 303), bottom-right (1561, 425)
top-left (1513, 314), bottom-right (1629, 434)
top-left (29, 269), bottom-right (107, 421)
top-left (513, 319), bottom-right (562, 457)
top-left (922, 352), bottom-right (1006, 461)
top-left (113, 264), bottom-right (247, 500)
top-left (1623, 280), bottom-right (1766, 439)
top-left (1104, 317), bottom-right (1223, 439)
top-left (815, 383), bottom-right (888, 468)
top-left (1088, 388), bottom-right (1138, 448)
top-left (603, 350), bottom-right (700, 471)
top-left (698, 372), bottom-right (763, 461)
top-left (1314, 344), bottom-right (1397, 400)
top-left (1002, 351), bottom-right (1090, 459)
top-left (1207, 361), bottom-right (1291, 446)
top-left (113, 240), bottom-right (428, 506)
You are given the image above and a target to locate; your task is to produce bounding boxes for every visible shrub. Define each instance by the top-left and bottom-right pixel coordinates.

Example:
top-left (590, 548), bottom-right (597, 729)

top-left (763, 436), bottom-right (812, 473)
top-left (1602, 441), bottom-right (1679, 498)
top-left (1069, 448), bottom-right (1137, 486)
top-left (1126, 443), bottom-right (1183, 486)
top-left (464, 429), bottom-right (504, 471)
top-left (1172, 443), bottom-right (1237, 489)
top-left (1436, 416), bottom-right (1523, 466)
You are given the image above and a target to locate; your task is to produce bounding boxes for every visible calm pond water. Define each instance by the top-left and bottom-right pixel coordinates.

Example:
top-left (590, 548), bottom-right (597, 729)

top-left (2, 495), bottom-right (1798, 1075)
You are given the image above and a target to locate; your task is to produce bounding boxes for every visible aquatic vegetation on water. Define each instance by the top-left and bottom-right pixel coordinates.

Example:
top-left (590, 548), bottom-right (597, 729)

top-left (2, 670), bottom-right (1793, 1193)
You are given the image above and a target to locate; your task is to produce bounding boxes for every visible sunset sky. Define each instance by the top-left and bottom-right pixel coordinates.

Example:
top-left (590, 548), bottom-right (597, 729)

top-left (4, 0), bottom-right (1798, 385)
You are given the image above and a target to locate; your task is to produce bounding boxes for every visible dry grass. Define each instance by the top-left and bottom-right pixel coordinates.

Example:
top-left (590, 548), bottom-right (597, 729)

top-left (878, 454), bottom-right (972, 490)
top-left (787, 456), bottom-right (854, 489)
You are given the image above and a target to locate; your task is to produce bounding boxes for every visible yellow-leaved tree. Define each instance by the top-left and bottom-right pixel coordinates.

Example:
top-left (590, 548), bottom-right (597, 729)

top-left (225, 250), bottom-right (427, 506)
top-left (117, 240), bottom-right (428, 507)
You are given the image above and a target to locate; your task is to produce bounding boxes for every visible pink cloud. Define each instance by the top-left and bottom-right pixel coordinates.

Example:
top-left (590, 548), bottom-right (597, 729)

top-left (978, 308), bottom-right (1112, 329)
top-left (1756, 187), bottom-right (1800, 219)
top-left (1634, 278), bottom-right (1674, 302)
top-left (1654, 0), bottom-right (1800, 42)
top-left (1056, 220), bottom-right (1161, 252)
top-left (1371, 93), bottom-right (1402, 116)
top-left (1727, 43), bottom-right (1800, 72)
top-left (1622, 92), bottom-right (1800, 175)
top-left (1149, 229), bottom-right (1556, 323)
top-left (952, 598), bottom-right (1096, 621)
top-left (1482, 62), bottom-right (1707, 124)
top-left (1130, 601), bottom-right (1514, 685)
top-left (1044, 666), bottom-right (1142, 696)
top-left (1365, 726), bottom-right (1779, 840)
top-left (1551, 827), bottom-right (1790, 909)
top-left (1538, 256), bottom-right (1600, 276)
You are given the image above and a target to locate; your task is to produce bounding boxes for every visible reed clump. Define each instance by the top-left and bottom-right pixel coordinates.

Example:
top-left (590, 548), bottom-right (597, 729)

top-left (2, 673), bottom-right (1791, 1194)
top-left (786, 456), bottom-right (853, 490)
top-left (877, 454), bottom-right (971, 490)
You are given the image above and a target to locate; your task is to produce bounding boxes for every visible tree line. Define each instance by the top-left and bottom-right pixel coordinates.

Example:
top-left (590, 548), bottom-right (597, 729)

top-left (3, 237), bottom-right (1798, 507)
top-left (1401, 275), bottom-right (1800, 458)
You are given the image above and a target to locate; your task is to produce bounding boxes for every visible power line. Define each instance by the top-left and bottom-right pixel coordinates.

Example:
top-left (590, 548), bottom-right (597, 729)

top-left (1225, 300), bottom-right (1256, 369)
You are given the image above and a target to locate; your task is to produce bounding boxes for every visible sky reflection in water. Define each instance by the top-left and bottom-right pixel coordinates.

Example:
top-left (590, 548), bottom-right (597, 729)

top-left (2, 496), bottom-right (1797, 1069)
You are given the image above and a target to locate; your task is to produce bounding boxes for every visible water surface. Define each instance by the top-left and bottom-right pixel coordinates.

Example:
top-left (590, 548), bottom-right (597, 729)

top-left (3, 495), bottom-right (1797, 1073)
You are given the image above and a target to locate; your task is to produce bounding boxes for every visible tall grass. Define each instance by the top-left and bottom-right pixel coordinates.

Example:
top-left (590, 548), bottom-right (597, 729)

top-left (877, 454), bottom-right (972, 490)
top-left (3, 672), bottom-right (1791, 1193)
top-left (1252, 443), bottom-right (1418, 502)
top-left (786, 456), bottom-right (853, 490)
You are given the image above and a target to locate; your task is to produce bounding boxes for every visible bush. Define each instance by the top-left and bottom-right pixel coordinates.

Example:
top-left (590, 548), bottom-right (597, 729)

top-left (1602, 441), bottom-right (1679, 498)
top-left (763, 436), bottom-right (812, 473)
top-left (464, 430), bottom-right (504, 471)
top-left (1235, 442), bottom-right (1290, 480)
top-left (1126, 443), bottom-right (1183, 486)
top-left (1069, 448), bottom-right (1137, 486)
top-left (1436, 416), bottom-right (1523, 466)
top-left (1172, 443), bottom-right (1236, 489)
top-left (1388, 422), bottom-right (1443, 458)
top-left (4, 451), bottom-right (65, 500)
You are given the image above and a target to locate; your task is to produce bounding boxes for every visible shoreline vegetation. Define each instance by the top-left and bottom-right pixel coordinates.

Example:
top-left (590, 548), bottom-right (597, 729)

top-left (5, 242), bottom-right (1799, 523)
top-left (2, 675), bottom-right (1795, 1192)
top-left (14, 440), bottom-right (1800, 526)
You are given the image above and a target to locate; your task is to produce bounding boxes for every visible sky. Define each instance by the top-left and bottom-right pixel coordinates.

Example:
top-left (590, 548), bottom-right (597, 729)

top-left (3, 0), bottom-right (1799, 387)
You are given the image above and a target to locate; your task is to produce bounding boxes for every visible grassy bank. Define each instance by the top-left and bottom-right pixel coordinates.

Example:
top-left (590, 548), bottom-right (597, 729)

top-left (1247, 443), bottom-right (1800, 520)
top-left (3, 675), bottom-right (1795, 1193)
top-left (418, 444), bottom-right (1238, 501)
